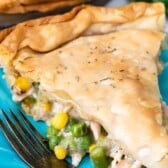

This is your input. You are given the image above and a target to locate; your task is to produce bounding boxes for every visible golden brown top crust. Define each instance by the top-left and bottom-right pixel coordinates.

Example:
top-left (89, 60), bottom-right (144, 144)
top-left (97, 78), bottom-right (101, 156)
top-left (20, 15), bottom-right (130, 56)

top-left (11, 29), bottom-right (168, 168)
top-left (0, 2), bottom-right (165, 67)
top-left (0, 0), bottom-right (90, 13)
top-left (0, 2), bottom-right (167, 168)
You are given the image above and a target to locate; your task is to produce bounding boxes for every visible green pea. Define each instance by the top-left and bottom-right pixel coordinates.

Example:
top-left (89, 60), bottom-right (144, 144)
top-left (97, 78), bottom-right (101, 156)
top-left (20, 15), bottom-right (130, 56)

top-left (71, 122), bottom-right (88, 137)
top-left (46, 125), bottom-right (59, 138)
top-left (65, 118), bottom-right (79, 132)
top-left (90, 146), bottom-right (109, 168)
top-left (23, 96), bottom-right (36, 105)
top-left (32, 82), bottom-right (40, 93)
top-left (48, 136), bottom-right (61, 150)
top-left (76, 135), bottom-right (92, 150)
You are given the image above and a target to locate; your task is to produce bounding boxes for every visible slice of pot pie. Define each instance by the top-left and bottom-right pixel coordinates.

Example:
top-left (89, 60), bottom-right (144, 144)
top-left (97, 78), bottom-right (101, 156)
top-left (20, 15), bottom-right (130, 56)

top-left (0, 2), bottom-right (168, 168)
top-left (0, 0), bottom-right (91, 13)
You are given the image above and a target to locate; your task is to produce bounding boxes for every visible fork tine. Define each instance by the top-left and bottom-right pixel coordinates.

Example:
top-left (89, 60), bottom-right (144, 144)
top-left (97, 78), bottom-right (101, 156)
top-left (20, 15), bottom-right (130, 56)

top-left (0, 110), bottom-right (73, 168)
top-left (0, 119), bottom-right (34, 167)
top-left (10, 109), bottom-right (49, 156)
top-left (18, 109), bottom-right (50, 154)
top-left (1, 110), bottom-right (41, 158)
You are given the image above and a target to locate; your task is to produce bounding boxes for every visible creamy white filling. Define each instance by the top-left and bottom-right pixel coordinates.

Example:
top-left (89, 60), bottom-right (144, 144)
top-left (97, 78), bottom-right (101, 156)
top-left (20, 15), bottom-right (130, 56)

top-left (52, 102), bottom-right (71, 115)
top-left (12, 87), bottom-right (149, 168)
top-left (71, 153), bottom-right (84, 167)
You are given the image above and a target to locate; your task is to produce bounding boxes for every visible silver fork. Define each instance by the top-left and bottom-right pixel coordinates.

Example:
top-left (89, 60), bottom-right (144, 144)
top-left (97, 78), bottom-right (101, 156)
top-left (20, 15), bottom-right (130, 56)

top-left (0, 109), bottom-right (73, 168)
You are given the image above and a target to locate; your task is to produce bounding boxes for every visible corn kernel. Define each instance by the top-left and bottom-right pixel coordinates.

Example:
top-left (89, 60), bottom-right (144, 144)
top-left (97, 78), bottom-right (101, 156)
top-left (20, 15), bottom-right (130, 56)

top-left (54, 146), bottom-right (67, 160)
top-left (41, 101), bottom-right (52, 113)
top-left (89, 144), bottom-right (97, 153)
top-left (50, 113), bottom-right (69, 129)
top-left (14, 77), bottom-right (31, 92)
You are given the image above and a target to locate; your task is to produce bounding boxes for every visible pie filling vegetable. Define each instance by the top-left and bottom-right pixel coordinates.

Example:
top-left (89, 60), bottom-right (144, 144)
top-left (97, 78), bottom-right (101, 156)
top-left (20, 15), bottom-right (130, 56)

top-left (11, 77), bottom-right (146, 167)
top-left (10, 72), bottom-right (168, 168)
top-left (0, 2), bottom-right (168, 168)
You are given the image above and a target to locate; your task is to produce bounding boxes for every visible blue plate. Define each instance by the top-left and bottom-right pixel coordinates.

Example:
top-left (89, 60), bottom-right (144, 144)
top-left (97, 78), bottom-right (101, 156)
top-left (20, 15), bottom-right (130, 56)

top-left (0, 50), bottom-right (168, 167)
